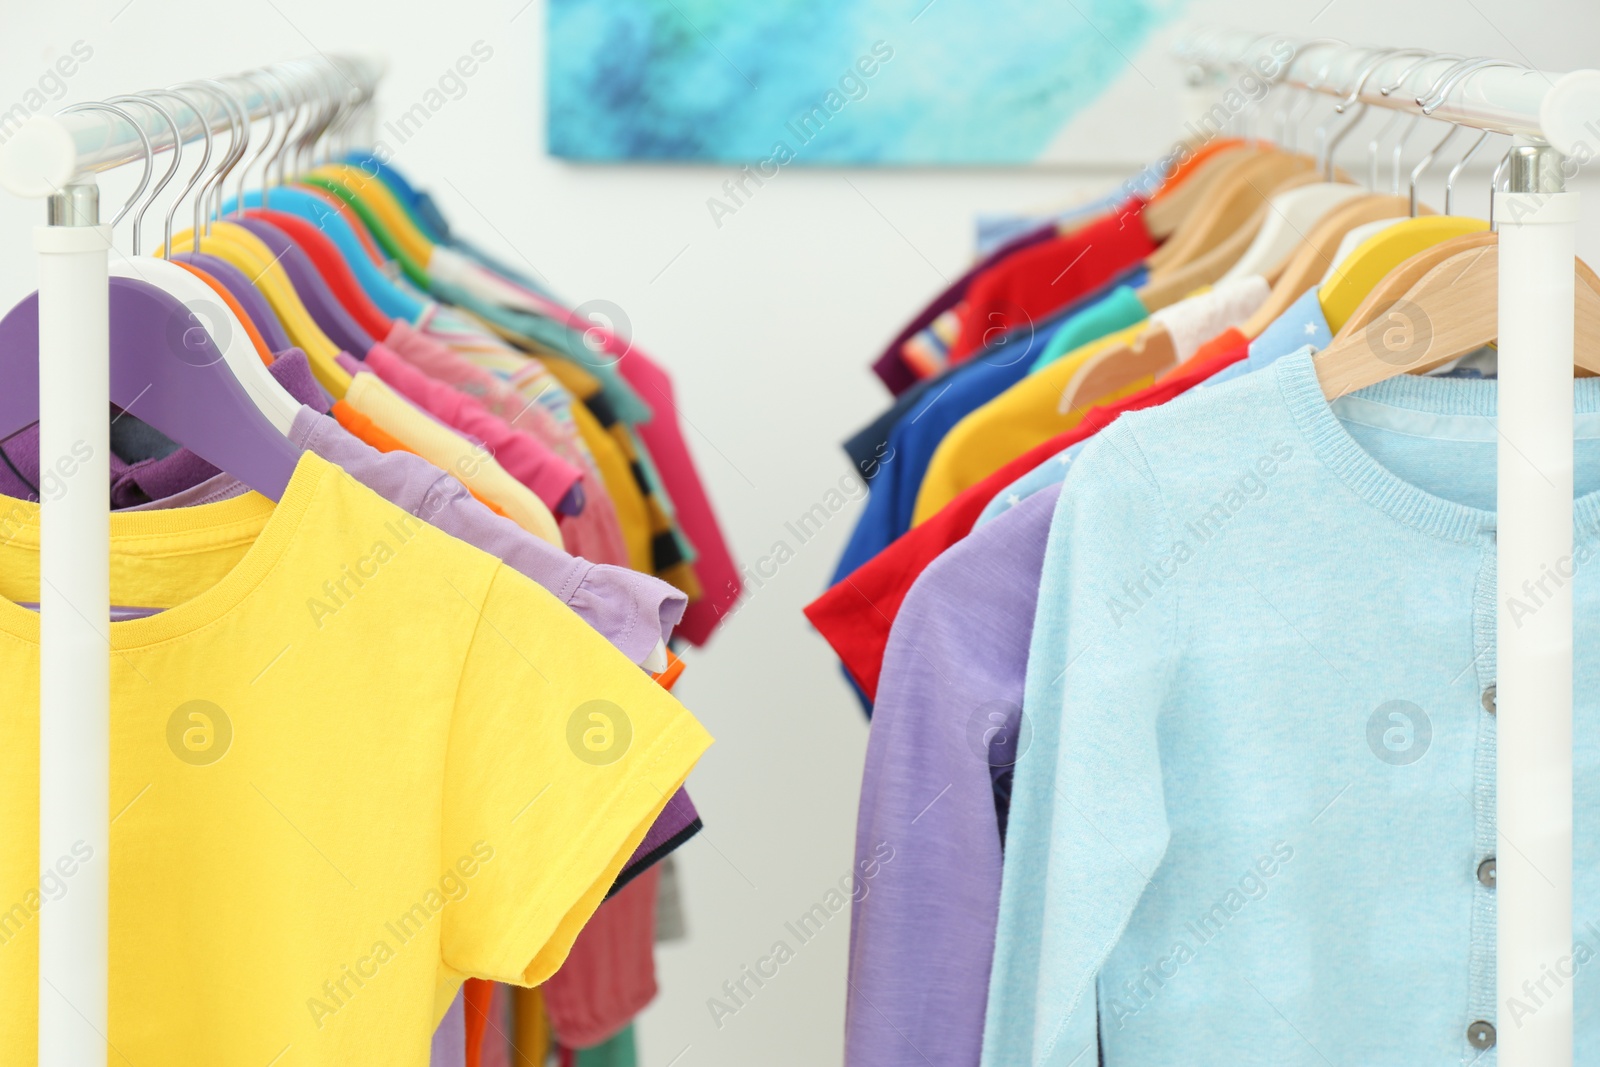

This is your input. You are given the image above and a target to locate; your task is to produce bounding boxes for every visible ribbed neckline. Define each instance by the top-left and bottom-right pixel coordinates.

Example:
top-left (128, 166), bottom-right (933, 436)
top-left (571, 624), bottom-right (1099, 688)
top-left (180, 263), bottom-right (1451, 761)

top-left (1277, 348), bottom-right (1600, 544)
top-left (0, 451), bottom-right (327, 649)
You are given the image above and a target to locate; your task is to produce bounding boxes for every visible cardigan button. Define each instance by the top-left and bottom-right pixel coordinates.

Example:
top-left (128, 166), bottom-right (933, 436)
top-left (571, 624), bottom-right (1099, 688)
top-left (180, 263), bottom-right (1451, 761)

top-left (1482, 685), bottom-right (1497, 715)
top-left (1477, 857), bottom-right (1496, 888)
top-left (1468, 1020), bottom-right (1497, 1050)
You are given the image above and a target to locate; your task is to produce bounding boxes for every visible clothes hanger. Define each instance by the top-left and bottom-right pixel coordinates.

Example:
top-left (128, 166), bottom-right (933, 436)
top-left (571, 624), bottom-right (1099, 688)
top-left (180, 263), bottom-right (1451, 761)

top-left (106, 85), bottom-right (301, 431)
top-left (244, 207), bottom-right (394, 338)
top-left (156, 75), bottom-right (351, 393)
top-left (314, 162), bottom-right (436, 265)
top-left (0, 102), bottom-right (299, 499)
top-left (1144, 145), bottom-right (1265, 246)
top-left (1137, 169), bottom-right (1322, 312)
top-left (1231, 54), bottom-right (1484, 340)
top-left (1314, 238), bottom-right (1600, 398)
top-left (221, 67), bottom-right (425, 324)
top-left (341, 151), bottom-right (448, 244)
top-left (233, 215), bottom-right (377, 352)
top-left (1316, 59), bottom-right (1516, 333)
top-left (1220, 48), bottom-right (1417, 284)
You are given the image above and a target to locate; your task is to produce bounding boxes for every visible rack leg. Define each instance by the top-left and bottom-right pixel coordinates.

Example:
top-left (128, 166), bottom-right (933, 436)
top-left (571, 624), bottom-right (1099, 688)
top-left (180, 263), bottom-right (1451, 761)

top-left (1497, 149), bottom-right (1577, 1067)
top-left (36, 184), bottom-right (111, 1066)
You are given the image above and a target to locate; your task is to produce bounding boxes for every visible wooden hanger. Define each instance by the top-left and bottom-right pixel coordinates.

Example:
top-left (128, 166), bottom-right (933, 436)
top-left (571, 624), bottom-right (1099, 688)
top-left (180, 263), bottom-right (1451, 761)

top-left (1334, 230), bottom-right (1497, 337)
top-left (1319, 215), bottom-right (1489, 334)
top-left (1058, 323), bottom-right (1179, 415)
top-left (1314, 237), bottom-right (1600, 399)
top-left (1138, 170), bottom-right (1324, 312)
top-left (1239, 194), bottom-right (1426, 338)
top-left (1144, 152), bottom-right (1315, 274)
top-left (1145, 146), bottom-right (1264, 246)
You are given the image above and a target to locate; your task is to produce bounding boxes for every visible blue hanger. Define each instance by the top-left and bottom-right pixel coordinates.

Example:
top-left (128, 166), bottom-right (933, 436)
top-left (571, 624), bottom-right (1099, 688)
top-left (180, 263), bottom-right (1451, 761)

top-left (222, 187), bottom-right (426, 322)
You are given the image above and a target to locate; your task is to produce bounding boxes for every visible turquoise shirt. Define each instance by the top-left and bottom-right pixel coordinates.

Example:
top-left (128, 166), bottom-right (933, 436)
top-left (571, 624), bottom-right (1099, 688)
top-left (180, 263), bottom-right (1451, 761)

top-left (1027, 284), bottom-right (1148, 373)
top-left (984, 349), bottom-right (1600, 1065)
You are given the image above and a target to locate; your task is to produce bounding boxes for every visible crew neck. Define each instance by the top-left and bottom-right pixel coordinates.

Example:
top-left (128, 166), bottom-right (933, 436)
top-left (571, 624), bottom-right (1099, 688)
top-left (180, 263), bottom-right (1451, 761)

top-left (1275, 346), bottom-right (1600, 544)
top-left (0, 451), bottom-right (328, 649)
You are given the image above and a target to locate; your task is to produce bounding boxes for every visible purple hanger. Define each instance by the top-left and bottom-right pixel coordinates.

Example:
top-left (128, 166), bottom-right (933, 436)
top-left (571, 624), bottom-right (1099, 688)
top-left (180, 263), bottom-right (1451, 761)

top-left (233, 217), bottom-right (377, 355)
top-left (0, 277), bottom-right (300, 500)
top-left (171, 251), bottom-right (292, 352)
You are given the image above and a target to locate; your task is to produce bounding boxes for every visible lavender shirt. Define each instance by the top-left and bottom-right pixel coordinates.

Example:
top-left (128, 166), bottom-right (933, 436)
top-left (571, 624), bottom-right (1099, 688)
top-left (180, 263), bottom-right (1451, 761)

top-left (847, 485), bottom-right (1058, 1067)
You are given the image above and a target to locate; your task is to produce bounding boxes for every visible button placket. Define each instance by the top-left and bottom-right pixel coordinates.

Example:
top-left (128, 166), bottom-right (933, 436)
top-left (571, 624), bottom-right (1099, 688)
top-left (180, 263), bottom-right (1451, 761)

top-left (1467, 546), bottom-right (1499, 1047)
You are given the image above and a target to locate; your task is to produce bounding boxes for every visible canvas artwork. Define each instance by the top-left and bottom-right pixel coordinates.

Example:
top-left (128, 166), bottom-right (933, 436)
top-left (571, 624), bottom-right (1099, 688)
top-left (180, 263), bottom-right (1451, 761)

top-left (546, 0), bottom-right (1189, 165)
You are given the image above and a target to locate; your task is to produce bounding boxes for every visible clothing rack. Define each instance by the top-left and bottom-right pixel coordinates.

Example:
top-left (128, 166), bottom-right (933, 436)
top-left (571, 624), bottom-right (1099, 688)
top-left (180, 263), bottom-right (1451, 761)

top-left (1180, 29), bottom-right (1598, 1066)
top-left (0, 55), bottom-right (382, 1066)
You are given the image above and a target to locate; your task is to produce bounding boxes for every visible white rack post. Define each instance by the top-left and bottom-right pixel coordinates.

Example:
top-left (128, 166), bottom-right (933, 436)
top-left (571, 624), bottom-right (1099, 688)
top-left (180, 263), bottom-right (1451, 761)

top-left (35, 181), bottom-right (112, 1066)
top-left (0, 57), bottom-right (380, 1066)
top-left (1177, 29), bottom-right (1600, 1066)
top-left (1499, 144), bottom-right (1578, 1065)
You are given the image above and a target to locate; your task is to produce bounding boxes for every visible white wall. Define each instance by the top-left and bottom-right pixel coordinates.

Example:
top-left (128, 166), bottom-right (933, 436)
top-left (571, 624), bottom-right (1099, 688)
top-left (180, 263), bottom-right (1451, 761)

top-left (2, 2), bottom-right (1595, 1065)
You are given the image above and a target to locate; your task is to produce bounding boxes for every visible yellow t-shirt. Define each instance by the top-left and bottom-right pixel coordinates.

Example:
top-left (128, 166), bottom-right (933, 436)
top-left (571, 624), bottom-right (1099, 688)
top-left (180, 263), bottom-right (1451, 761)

top-left (911, 323), bottom-right (1150, 524)
top-left (0, 453), bottom-right (710, 1065)
top-left (343, 371), bottom-right (565, 549)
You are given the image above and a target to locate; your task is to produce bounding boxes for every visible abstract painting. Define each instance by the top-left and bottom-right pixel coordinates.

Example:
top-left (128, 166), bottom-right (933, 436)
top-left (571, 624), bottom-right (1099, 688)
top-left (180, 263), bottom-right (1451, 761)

top-left (547, 0), bottom-right (1189, 165)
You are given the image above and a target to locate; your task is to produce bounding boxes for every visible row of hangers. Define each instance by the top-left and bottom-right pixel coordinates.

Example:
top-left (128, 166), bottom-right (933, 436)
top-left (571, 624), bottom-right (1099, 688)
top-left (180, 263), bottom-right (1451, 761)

top-left (0, 56), bottom-right (547, 505)
top-left (1056, 40), bottom-right (1600, 417)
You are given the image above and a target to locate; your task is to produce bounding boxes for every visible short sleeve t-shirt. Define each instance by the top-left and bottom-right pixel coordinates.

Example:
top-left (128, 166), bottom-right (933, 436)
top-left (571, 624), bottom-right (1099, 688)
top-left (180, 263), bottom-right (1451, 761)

top-left (0, 452), bottom-right (711, 1065)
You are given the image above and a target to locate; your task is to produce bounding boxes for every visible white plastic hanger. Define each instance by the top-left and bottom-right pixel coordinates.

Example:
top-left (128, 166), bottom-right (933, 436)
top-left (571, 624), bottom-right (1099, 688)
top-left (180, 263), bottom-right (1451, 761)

top-left (1221, 182), bottom-right (1364, 281)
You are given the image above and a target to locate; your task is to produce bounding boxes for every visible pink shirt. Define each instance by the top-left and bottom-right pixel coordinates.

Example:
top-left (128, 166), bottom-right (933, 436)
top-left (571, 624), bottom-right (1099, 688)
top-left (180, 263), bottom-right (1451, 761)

top-left (381, 321), bottom-right (631, 567)
top-left (361, 342), bottom-right (583, 515)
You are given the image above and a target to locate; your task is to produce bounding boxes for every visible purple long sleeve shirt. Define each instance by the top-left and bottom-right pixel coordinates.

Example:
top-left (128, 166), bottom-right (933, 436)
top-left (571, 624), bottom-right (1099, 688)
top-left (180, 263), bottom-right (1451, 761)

top-left (847, 484), bottom-right (1059, 1067)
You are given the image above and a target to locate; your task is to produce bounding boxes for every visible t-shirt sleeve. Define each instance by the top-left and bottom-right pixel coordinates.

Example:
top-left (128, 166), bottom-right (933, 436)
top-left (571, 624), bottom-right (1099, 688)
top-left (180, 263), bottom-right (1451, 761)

top-left (982, 419), bottom-right (1178, 1067)
top-left (438, 562), bottom-right (713, 986)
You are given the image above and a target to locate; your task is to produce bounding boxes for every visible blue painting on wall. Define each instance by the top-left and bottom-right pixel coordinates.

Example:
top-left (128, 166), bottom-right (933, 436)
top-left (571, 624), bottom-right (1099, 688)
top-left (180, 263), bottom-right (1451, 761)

top-left (547, 0), bottom-right (1187, 165)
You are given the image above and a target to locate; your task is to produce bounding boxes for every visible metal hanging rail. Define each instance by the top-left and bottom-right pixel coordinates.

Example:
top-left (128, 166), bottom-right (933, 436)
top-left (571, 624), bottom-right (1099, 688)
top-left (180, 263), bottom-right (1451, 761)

top-left (1179, 28), bottom-right (1599, 1067)
top-left (0, 54), bottom-right (380, 1067)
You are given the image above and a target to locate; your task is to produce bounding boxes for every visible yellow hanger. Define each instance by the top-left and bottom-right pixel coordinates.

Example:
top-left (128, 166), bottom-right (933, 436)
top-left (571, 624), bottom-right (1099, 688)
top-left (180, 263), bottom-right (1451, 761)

top-left (1314, 235), bottom-right (1600, 398)
top-left (1239, 194), bottom-right (1426, 339)
top-left (311, 163), bottom-right (437, 266)
top-left (164, 222), bottom-right (351, 397)
top-left (1318, 215), bottom-right (1490, 334)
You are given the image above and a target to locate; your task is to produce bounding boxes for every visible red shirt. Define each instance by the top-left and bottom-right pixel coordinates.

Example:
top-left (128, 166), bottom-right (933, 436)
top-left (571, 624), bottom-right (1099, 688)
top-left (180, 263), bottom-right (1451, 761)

top-left (804, 336), bottom-right (1249, 700)
top-left (946, 199), bottom-right (1155, 364)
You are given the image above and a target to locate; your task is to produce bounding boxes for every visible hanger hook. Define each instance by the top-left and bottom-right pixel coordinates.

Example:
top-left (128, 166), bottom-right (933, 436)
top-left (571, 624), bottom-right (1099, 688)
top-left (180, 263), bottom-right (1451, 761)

top-left (186, 78), bottom-right (249, 237)
top-left (1379, 51), bottom-right (1464, 97)
top-left (1317, 46), bottom-right (1395, 181)
top-left (56, 102), bottom-right (152, 232)
top-left (238, 67), bottom-right (289, 210)
top-left (139, 88), bottom-right (211, 254)
top-left (1490, 146), bottom-right (1514, 232)
top-left (101, 94), bottom-right (180, 255)
top-left (169, 81), bottom-right (238, 248)
top-left (1409, 122), bottom-right (1461, 217)
top-left (292, 60), bottom-right (338, 177)
top-left (261, 62), bottom-right (307, 195)
top-left (1419, 58), bottom-right (1518, 114)
top-left (1305, 49), bottom-right (1366, 172)
top-left (1445, 129), bottom-right (1491, 215)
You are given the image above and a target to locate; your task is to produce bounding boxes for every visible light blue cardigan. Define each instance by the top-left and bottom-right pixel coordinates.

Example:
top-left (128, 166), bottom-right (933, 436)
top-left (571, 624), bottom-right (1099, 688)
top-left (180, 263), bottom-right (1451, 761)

top-left (985, 349), bottom-right (1600, 1066)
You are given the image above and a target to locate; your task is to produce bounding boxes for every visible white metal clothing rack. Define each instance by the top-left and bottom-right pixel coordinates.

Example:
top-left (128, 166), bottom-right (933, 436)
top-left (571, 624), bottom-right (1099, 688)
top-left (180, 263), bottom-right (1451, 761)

top-left (1180, 28), bottom-right (1600, 1067)
top-left (0, 55), bottom-right (380, 1066)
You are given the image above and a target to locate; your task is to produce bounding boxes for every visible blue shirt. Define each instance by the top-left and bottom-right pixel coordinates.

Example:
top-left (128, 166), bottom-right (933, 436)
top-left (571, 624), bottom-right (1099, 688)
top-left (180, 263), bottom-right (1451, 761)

top-left (984, 349), bottom-right (1600, 1065)
top-left (829, 268), bottom-right (1146, 585)
top-left (975, 288), bottom-right (1335, 527)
